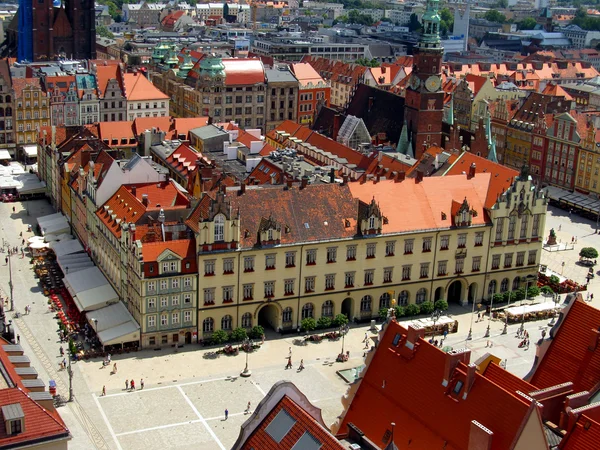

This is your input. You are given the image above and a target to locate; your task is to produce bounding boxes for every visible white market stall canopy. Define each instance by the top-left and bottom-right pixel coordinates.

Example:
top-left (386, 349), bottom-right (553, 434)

top-left (23, 146), bottom-right (37, 158)
top-left (56, 253), bottom-right (94, 274)
top-left (37, 213), bottom-right (70, 236)
top-left (49, 239), bottom-right (84, 257)
top-left (64, 266), bottom-right (119, 312)
top-left (87, 303), bottom-right (140, 347)
top-left (0, 150), bottom-right (10, 160)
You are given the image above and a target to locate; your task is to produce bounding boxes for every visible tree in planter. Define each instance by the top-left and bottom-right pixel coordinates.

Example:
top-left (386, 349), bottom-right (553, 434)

top-left (211, 329), bottom-right (229, 345)
top-left (378, 307), bottom-right (389, 321)
top-left (301, 317), bottom-right (317, 332)
top-left (332, 314), bottom-right (349, 327)
top-left (316, 316), bottom-right (332, 329)
top-left (493, 293), bottom-right (505, 304)
top-left (527, 286), bottom-right (541, 299)
top-left (541, 285), bottom-right (554, 296)
top-left (549, 275), bottom-right (560, 285)
top-left (248, 325), bottom-right (265, 340)
top-left (514, 287), bottom-right (527, 301)
top-left (405, 304), bottom-right (420, 316)
top-left (419, 301), bottom-right (434, 315)
top-left (434, 300), bottom-right (448, 311)
top-left (580, 247), bottom-right (599, 260)
top-left (230, 327), bottom-right (247, 343)
top-left (394, 305), bottom-right (406, 318)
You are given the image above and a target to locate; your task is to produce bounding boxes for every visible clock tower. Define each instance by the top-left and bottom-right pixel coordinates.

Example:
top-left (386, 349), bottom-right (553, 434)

top-left (403, 0), bottom-right (444, 159)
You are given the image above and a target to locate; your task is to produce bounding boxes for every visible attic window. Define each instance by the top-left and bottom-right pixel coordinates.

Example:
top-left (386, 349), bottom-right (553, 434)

top-left (453, 380), bottom-right (464, 395)
top-left (304, 223), bottom-right (310, 229)
top-left (2, 403), bottom-right (24, 436)
top-left (392, 333), bottom-right (401, 346)
top-left (441, 212), bottom-right (447, 220)
top-left (284, 225), bottom-right (290, 233)
top-left (383, 216), bottom-right (389, 225)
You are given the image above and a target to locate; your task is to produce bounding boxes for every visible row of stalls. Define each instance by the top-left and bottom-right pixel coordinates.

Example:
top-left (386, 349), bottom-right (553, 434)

top-left (0, 162), bottom-right (45, 200)
top-left (546, 185), bottom-right (600, 223)
top-left (34, 213), bottom-right (140, 354)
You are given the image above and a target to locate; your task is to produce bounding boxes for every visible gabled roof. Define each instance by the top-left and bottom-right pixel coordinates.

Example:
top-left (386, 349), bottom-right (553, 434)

top-left (337, 320), bottom-right (544, 450)
top-left (140, 238), bottom-right (195, 263)
top-left (123, 73), bottom-right (169, 101)
top-left (221, 59), bottom-right (265, 86)
top-left (560, 414), bottom-right (600, 450)
top-left (13, 78), bottom-right (42, 98)
top-left (98, 121), bottom-right (135, 147)
top-left (529, 300), bottom-right (600, 394)
top-left (96, 64), bottom-right (123, 98)
top-left (291, 63), bottom-right (326, 87)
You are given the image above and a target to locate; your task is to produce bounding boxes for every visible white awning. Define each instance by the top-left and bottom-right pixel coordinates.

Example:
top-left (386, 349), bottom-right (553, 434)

top-left (37, 213), bottom-right (69, 236)
top-left (0, 150), bottom-right (10, 160)
top-left (49, 239), bottom-right (84, 257)
top-left (87, 302), bottom-right (140, 346)
top-left (23, 145), bottom-right (37, 158)
top-left (73, 284), bottom-right (119, 312)
top-left (56, 253), bottom-right (94, 275)
top-left (17, 177), bottom-right (46, 195)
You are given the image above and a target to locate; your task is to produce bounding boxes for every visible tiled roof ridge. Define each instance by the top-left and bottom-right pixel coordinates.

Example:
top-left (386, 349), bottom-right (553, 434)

top-left (15, 386), bottom-right (70, 432)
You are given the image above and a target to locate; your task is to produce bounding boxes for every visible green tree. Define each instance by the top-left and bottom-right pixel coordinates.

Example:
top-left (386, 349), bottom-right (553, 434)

top-left (580, 247), bottom-right (599, 259)
top-left (301, 317), bottom-right (317, 332)
top-left (514, 287), bottom-right (527, 301)
top-left (347, 9), bottom-right (374, 26)
top-left (439, 8), bottom-right (454, 36)
top-left (97, 25), bottom-right (115, 39)
top-left (518, 17), bottom-right (537, 30)
top-left (407, 13), bottom-right (421, 32)
top-left (419, 301), bottom-right (435, 315)
top-left (484, 9), bottom-right (506, 24)
top-left (527, 286), bottom-right (541, 298)
top-left (316, 316), bottom-right (332, 329)
top-left (393, 305), bottom-right (406, 318)
top-left (230, 327), bottom-right (247, 342)
top-left (332, 314), bottom-right (349, 327)
top-left (550, 275), bottom-right (560, 284)
top-left (379, 307), bottom-right (390, 321)
top-left (434, 300), bottom-right (449, 311)
top-left (248, 325), bottom-right (264, 339)
top-left (211, 329), bottom-right (228, 345)
top-left (405, 304), bottom-right (420, 316)
top-left (355, 57), bottom-right (380, 67)
top-left (493, 293), bottom-right (505, 304)
top-left (541, 286), bottom-right (555, 296)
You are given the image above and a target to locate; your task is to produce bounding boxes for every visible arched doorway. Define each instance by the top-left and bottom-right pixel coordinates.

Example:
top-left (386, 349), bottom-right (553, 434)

top-left (185, 332), bottom-right (192, 344)
top-left (448, 280), bottom-right (463, 304)
top-left (434, 287), bottom-right (443, 302)
top-left (257, 303), bottom-right (279, 331)
top-left (341, 297), bottom-right (353, 319)
top-left (468, 283), bottom-right (478, 304)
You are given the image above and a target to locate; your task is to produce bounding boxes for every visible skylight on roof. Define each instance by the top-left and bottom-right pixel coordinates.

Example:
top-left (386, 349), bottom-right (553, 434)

top-left (265, 410), bottom-right (296, 444)
top-left (291, 431), bottom-right (322, 450)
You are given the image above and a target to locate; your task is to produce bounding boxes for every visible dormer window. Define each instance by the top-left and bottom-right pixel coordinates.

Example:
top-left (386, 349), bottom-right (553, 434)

top-left (214, 214), bottom-right (225, 242)
top-left (368, 216), bottom-right (375, 229)
top-left (2, 403), bottom-right (24, 436)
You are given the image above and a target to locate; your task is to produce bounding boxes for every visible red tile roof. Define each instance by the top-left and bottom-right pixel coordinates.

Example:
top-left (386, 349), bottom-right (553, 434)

top-left (163, 142), bottom-right (208, 181)
top-left (291, 63), bottom-right (326, 87)
top-left (247, 158), bottom-right (285, 184)
top-left (44, 75), bottom-right (76, 95)
top-left (338, 320), bottom-right (543, 450)
top-left (560, 415), bottom-right (600, 450)
top-left (483, 362), bottom-right (538, 397)
top-left (123, 73), bottom-right (169, 101)
top-left (140, 238), bottom-right (196, 263)
top-left (13, 77), bottom-right (42, 98)
top-left (529, 300), bottom-right (600, 394)
top-left (221, 59), bottom-right (265, 86)
top-left (96, 64), bottom-right (122, 98)
top-left (98, 121), bottom-right (135, 147)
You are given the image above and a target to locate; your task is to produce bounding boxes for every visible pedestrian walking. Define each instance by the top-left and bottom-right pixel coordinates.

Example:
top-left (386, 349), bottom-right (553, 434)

top-left (225, 409), bottom-right (229, 420)
top-left (21, 238), bottom-right (25, 246)
top-left (125, 379), bottom-right (129, 390)
top-left (4, 256), bottom-right (7, 265)
top-left (102, 386), bottom-right (106, 396)
top-left (572, 236), bottom-right (574, 243)
top-left (288, 347), bottom-right (292, 357)
top-left (286, 357), bottom-right (292, 369)
top-left (363, 332), bottom-right (368, 343)
top-left (140, 378), bottom-right (144, 389)
top-left (245, 402), bottom-right (251, 414)
top-left (17, 335), bottom-right (20, 344)
top-left (113, 363), bottom-right (117, 373)
top-left (559, 225), bottom-right (562, 231)
top-left (12, 206), bottom-right (14, 213)
top-left (130, 379), bottom-right (135, 390)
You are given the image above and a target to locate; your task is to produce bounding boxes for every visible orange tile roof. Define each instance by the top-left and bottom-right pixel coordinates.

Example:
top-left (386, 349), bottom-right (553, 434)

top-left (291, 63), bottom-right (326, 87)
top-left (464, 73), bottom-right (488, 95)
top-left (248, 158), bottom-right (285, 184)
top-left (98, 121), bottom-right (135, 146)
top-left (338, 320), bottom-right (542, 450)
top-left (140, 238), bottom-right (195, 262)
top-left (542, 82), bottom-right (573, 101)
top-left (300, 56), bottom-right (367, 87)
top-left (529, 300), bottom-right (600, 394)
top-left (369, 65), bottom-right (399, 86)
top-left (348, 175), bottom-right (492, 233)
top-left (44, 75), bottom-right (76, 94)
top-left (13, 77), bottom-right (42, 97)
top-left (241, 395), bottom-right (345, 450)
top-left (96, 64), bottom-right (122, 98)
top-left (123, 73), bottom-right (169, 101)
top-left (561, 415), bottom-right (600, 450)
top-left (163, 142), bottom-right (207, 180)
top-left (483, 362), bottom-right (537, 396)
top-left (173, 117), bottom-right (210, 139)
top-left (443, 152), bottom-right (518, 209)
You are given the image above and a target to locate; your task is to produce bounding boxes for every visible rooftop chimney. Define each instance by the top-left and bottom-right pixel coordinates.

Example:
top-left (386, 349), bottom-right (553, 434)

top-left (415, 170), bottom-right (424, 183)
top-left (589, 329), bottom-right (600, 351)
top-left (131, 186), bottom-right (137, 197)
top-left (442, 348), bottom-right (471, 387)
top-left (469, 163), bottom-right (476, 179)
top-left (342, 174), bottom-right (348, 185)
top-left (464, 363), bottom-right (477, 398)
top-left (300, 176), bottom-right (308, 189)
top-left (141, 193), bottom-right (148, 206)
top-left (329, 168), bottom-right (335, 184)
top-left (468, 421), bottom-right (493, 450)
top-left (286, 178), bottom-right (293, 189)
top-left (405, 325), bottom-right (425, 350)
top-left (398, 171), bottom-right (406, 182)
top-left (239, 183), bottom-right (246, 195)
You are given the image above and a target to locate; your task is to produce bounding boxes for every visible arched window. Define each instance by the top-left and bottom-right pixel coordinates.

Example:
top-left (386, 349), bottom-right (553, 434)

top-left (360, 295), bottom-right (372, 312)
top-left (500, 278), bottom-right (509, 293)
top-left (512, 277), bottom-right (520, 291)
top-left (282, 307), bottom-right (293, 323)
top-left (398, 290), bottom-right (409, 306)
top-left (5, 95), bottom-right (11, 103)
top-left (302, 303), bottom-right (314, 319)
top-left (322, 300), bottom-right (333, 317)
top-left (488, 280), bottom-right (497, 297)
top-left (221, 314), bottom-right (232, 330)
top-left (0, 108), bottom-right (4, 117)
top-left (214, 214), bottom-right (225, 242)
top-left (241, 313), bottom-right (252, 328)
top-left (416, 288), bottom-right (427, 304)
top-left (5, 107), bottom-right (11, 117)
top-left (368, 216), bottom-right (375, 228)
top-left (203, 317), bottom-right (214, 333)
top-left (379, 292), bottom-right (391, 310)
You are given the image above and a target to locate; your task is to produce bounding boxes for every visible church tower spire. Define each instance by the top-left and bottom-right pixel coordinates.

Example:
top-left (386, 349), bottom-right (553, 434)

top-left (403, 0), bottom-right (445, 159)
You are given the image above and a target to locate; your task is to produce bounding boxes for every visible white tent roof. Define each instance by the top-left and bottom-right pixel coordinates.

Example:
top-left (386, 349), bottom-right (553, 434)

top-left (17, 176), bottom-right (46, 195)
top-left (30, 242), bottom-right (49, 250)
top-left (73, 284), bottom-right (119, 312)
top-left (37, 213), bottom-right (63, 228)
top-left (0, 150), bottom-right (10, 160)
top-left (37, 213), bottom-right (69, 236)
top-left (49, 239), bottom-right (84, 257)
top-left (23, 146), bottom-right (37, 158)
top-left (56, 253), bottom-right (94, 275)
top-left (64, 266), bottom-right (109, 295)
top-left (87, 302), bottom-right (140, 346)
top-left (27, 236), bottom-right (44, 244)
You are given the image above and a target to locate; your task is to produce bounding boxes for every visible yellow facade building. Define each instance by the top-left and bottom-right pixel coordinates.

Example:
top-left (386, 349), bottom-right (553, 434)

top-left (13, 78), bottom-right (50, 146)
top-left (575, 121), bottom-right (600, 196)
top-left (186, 168), bottom-right (547, 338)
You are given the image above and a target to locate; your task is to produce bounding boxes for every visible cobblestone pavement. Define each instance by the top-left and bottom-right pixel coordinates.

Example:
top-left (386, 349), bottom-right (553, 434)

top-left (0, 199), bottom-right (598, 449)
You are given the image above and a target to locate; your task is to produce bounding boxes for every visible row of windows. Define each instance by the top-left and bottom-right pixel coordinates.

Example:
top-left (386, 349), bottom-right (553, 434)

top-left (147, 310), bottom-right (193, 328)
top-left (128, 102), bottom-right (166, 110)
top-left (495, 214), bottom-right (541, 242)
top-left (203, 234), bottom-right (484, 276)
top-left (216, 95), bottom-right (265, 105)
top-left (147, 294), bottom-right (193, 309)
top-left (491, 250), bottom-right (537, 269)
top-left (146, 276), bottom-right (194, 292)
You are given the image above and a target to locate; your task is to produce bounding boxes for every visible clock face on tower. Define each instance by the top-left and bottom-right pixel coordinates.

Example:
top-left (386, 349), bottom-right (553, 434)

top-left (425, 75), bottom-right (441, 92)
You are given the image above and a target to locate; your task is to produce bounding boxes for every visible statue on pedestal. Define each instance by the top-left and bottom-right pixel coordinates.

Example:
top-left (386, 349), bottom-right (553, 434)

top-left (547, 228), bottom-right (557, 246)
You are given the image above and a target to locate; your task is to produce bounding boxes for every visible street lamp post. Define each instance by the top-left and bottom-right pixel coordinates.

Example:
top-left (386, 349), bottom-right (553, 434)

top-left (3, 242), bottom-right (14, 311)
top-left (519, 275), bottom-right (536, 334)
top-left (240, 338), bottom-right (251, 377)
top-left (431, 310), bottom-right (442, 346)
top-left (502, 290), bottom-right (511, 335)
top-left (467, 298), bottom-right (476, 341)
top-left (340, 325), bottom-right (346, 355)
top-left (67, 352), bottom-right (74, 402)
top-left (485, 291), bottom-right (494, 338)
top-left (549, 292), bottom-right (559, 326)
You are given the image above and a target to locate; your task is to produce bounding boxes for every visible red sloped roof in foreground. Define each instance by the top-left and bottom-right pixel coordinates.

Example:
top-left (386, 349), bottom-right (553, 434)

top-left (530, 300), bottom-right (600, 393)
top-left (339, 320), bottom-right (540, 450)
